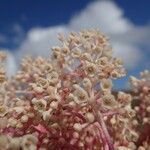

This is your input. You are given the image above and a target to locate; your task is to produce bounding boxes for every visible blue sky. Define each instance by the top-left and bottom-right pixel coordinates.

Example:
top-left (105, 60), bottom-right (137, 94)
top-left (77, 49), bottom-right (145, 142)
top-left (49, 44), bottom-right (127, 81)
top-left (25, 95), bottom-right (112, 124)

top-left (0, 0), bottom-right (149, 48)
top-left (0, 0), bottom-right (150, 89)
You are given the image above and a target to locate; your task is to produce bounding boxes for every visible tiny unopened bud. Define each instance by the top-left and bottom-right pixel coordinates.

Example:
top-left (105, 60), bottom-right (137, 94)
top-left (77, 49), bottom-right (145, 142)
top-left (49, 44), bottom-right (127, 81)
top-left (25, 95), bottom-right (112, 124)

top-left (138, 146), bottom-right (145, 150)
top-left (20, 115), bottom-right (29, 123)
top-left (83, 78), bottom-right (92, 90)
top-left (73, 123), bottom-right (82, 132)
top-left (100, 79), bottom-right (112, 91)
top-left (134, 106), bottom-right (139, 112)
top-left (34, 86), bottom-right (44, 93)
top-left (8, 118), bottom-right (17, 127)
top-left (85, 112), bottom-right (95, 123)
top-left (143, 117), bottom-right (148, 123)
top-left (16, 122), bottom-right (23, 128)
top-left (50, 101), bottom-right (58, 109)
top-left (110, 117), bottom-right (116, 125)
top-left (132, 119), bottom-right (138, 126)
top-left (146, 106), bottom-right (150, 112)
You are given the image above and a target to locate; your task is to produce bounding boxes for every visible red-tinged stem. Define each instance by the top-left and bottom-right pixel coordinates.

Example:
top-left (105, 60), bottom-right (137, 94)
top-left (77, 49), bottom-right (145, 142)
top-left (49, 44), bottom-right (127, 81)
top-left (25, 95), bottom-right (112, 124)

top-left (93, 122), bottom-right (109, 150)
top-left (97, 111), bottom-right (114, 150)
top-left (102, 110), bottom-right (120, 117)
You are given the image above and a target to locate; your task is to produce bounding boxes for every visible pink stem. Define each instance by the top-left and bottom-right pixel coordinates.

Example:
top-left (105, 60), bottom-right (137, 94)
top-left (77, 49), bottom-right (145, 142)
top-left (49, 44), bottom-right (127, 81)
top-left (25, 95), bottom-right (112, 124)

top-left (93, 123), bottom-right (109, 150)
top-left (97, 111), bottom-right (114, 150)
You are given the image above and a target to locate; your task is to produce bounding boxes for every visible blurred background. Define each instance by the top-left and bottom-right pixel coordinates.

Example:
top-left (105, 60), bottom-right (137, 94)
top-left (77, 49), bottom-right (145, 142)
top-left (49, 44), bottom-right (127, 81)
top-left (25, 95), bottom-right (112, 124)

top-left (0, 0), bottom-right (150, 89)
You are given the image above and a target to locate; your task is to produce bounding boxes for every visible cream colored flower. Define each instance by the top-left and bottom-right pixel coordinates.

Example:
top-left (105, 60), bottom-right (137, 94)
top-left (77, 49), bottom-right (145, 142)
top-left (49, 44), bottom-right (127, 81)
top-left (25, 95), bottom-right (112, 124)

top-left (0, 105), bottom-right (8, 117)
top-left (9, 137), bottom-right (21, 150)
top-left (85, 112), bottom-right (95, 123)
top-left (85, 62), bottom-right (97, 77)
top-left (20, 115), bottom-right (29, 123)
top-left (118, 92), bottom-right (132, 105)
top-left (21, 134), bottom-right (38, 150)
top-left (12, 106), bottom-right (25, 114)
top-left (73, 84), bottom-right (89, 104)
top-left (36, 78), bottom-right (49, 89)
top-left (102, 45), bottom-right (112, 58)
top-left (42, 108), bottom-right (53, 121)
top-left (100, 78), bottom-right (112, 91)
top-left (47, 71), bottom-right (59, 85)
top-left (96, 57), bottom-right (108, 67)
top-left (112, 58), bottom-right (123, 66)
top-left (82, 78), bottom-right (92, 90)
top-left (44, 63), bottom-right (53, 73)
top-left (102, 94), bottom-right (117, 109)
top-left (0, 68), bottom-right (6, 83)
top-left (0, 117), bottom-right (7, 128)
top-left (110, 70), bottom-right (119, 79)
top-left (71, 49), bottom-right (81, 58)
top-left (0, 135), bottom-right (8, 149)
top-left (32, 98), bottom-right (47, 111)
top-left (62, 44), bottom-right (70, 55)
top-left (81, 53), bottom-right (92, 61)
top-left (31, 83), bottom-right (44, 94)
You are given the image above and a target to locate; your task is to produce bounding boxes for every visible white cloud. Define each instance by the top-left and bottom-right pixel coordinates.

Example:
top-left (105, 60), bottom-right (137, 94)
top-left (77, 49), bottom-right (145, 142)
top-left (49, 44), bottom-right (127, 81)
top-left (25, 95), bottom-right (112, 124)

top-left (12, 23), bottom-right (25, 45)
top-left (69, 0), bottom-right (133, 34)
top-left (0, 49), bottom-right (17, 77)
top-left (7, 0), bottom-right (150, 75)
top-left (16, 26), bottom-right (69, 61)
top-left (5, 51), bottom-right (17, 77)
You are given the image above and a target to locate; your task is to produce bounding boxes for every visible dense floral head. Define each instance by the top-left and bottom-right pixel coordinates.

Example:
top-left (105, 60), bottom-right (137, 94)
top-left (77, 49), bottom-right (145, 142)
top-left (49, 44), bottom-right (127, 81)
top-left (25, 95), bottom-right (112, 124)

top-left (0, 29), bottom-right (147, 150)
top-left (130, 70), bottom-right (150, 148)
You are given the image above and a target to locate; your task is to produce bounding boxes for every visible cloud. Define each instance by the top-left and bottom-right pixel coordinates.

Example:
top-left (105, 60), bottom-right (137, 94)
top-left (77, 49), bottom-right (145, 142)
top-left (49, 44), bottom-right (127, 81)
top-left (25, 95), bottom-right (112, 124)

top-left (0, 49), bottom-right (17, 77)
top-left (16, 26), bottom-right (69, 61)
top-left (6, 0), bottom-right (150, 76)
top-left (12, 23), bottom-right (25, 45)
top-left (5, 51), bottom-right (17, 77)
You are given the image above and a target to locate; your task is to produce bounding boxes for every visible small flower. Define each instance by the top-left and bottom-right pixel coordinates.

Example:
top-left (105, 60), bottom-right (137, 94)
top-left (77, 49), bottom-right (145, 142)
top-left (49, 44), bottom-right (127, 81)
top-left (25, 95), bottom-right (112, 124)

top-left (9, 137), bottom-right (21, 150)
top-left (73, 84), bottom-right (89, 104)
top-left (36, 78), bottom-right (49, 89)
top-left (20, 115), bottom-right (29, 123)
top-left (102, 94), bottom-right (117, 109)
top-left (42, 109), bottom-right (52, 121)
top-left (85, 112), bottom-right (95, 123)
top-left (31, 83), bottom-right (44, 94)
top-left (96, 57), bottom-right (108, 67)
top-left (73, 123), bottom-right (82, 132)
top-left (100, 78), bottom-right (112, 91)
top-left (46, 85), bottom-right (57, 97)
top-left (71, 49), bottom-right (81, 58)
top-left (21, 134), bottom-right (38, 150)
top-left (8, 118), bottom-right (18, 127)
top-left (102, 45), bottom-right (112, 58)
top-left (82, 78), bottom-right (92, 90)
top-left (117, 92), bottom-right (132, 105)
top-left (81, 53), bottom-right (92, 61)
top-left (110, 70), bottom-right (119, 79)
top-left (0, 135), bottom-right (8, 149)
top-left (0, 105), bottom-right (8, 117)
top-left (0, 68), bottom-right (6, 83)
top-left (62, 44), bottom-right (70, 55)
top-left (0, 117), bottom-right (7, 128)
top-left (47, 71), bottom-right (59, 85)
top-left (50, 101), bottom-right (58, 109)
top-left (32, 98), bottom-right (47, 111)
top-left (12, 106), bottom-right (25, 114)
top-left (44, 63), bottom-right (53, 73)
top-left (84, 62), bottom-right (97, 77)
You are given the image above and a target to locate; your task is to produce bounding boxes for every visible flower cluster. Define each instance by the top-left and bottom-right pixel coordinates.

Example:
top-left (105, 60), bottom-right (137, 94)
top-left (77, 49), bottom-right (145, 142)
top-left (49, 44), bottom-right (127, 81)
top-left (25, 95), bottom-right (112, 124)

top-left (130, 70), bottom-right (150, 149)
top-left (0, 29), bottom-right (149, 150)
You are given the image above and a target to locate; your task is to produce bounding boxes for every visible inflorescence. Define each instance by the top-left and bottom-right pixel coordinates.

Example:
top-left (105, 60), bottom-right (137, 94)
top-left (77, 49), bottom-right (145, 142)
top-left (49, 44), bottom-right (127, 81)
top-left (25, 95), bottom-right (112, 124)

top-left (0, 29), bottom-right (149, 150)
